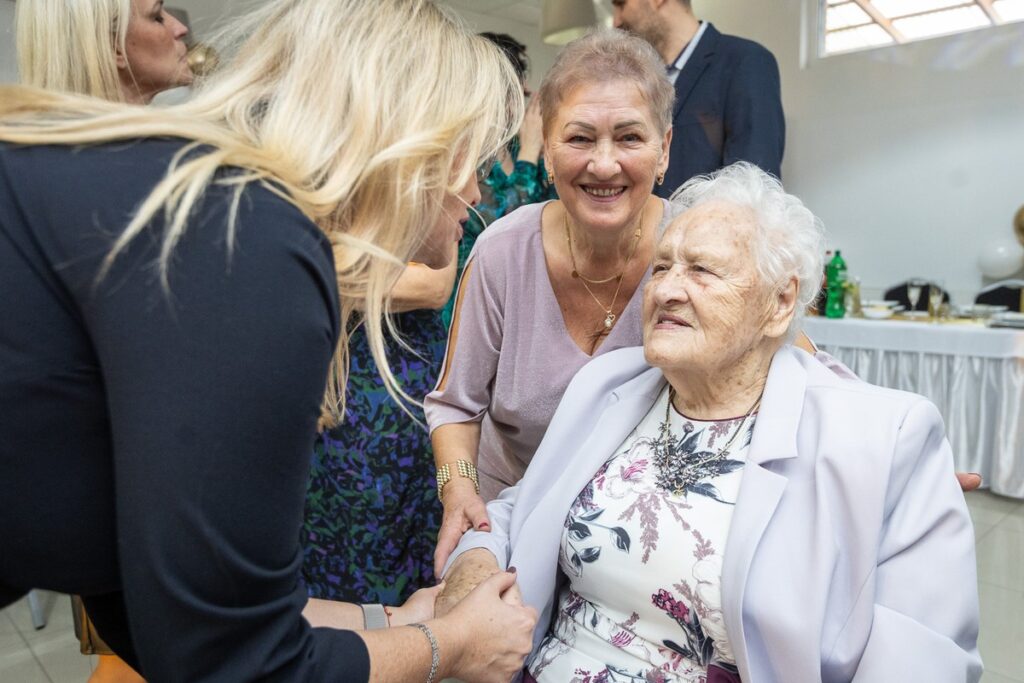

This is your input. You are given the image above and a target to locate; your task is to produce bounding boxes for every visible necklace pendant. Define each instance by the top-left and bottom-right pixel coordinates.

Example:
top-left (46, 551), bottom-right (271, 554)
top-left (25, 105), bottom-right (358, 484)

top-left (604, 313), bottom-right (615, 329)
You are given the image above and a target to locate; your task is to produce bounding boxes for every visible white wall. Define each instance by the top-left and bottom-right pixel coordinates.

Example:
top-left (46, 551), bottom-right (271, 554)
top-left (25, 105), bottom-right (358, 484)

top-left (439, 3), bottom-right (561, 92)
top-left (0, 1), bottom-right (17, 83)
top-left (692, 0), bottom-right (1024, 302)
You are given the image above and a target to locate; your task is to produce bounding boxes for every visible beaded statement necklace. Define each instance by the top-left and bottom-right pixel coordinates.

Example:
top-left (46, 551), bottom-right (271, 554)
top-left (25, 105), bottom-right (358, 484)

top-left (564, 210), bottom-right (644, 330)
top-left (654, 387), bottom-right (762, 497)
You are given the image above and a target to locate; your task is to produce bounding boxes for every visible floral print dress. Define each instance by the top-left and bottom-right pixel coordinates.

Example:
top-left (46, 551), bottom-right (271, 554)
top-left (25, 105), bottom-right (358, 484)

top-left (528, 385), bottom-right (754, 683)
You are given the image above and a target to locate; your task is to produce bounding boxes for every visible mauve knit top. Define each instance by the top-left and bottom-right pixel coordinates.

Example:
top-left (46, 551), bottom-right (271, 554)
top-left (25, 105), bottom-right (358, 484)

top-left (425, 199), bottom-right (670, 500)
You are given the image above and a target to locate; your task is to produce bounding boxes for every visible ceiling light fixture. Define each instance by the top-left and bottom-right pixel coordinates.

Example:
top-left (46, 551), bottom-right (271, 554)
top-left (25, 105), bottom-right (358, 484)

top-left (541, 0), bottom-right (597, 45)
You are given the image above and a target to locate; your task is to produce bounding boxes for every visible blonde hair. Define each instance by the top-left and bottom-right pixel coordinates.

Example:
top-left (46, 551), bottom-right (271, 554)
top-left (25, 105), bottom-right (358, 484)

top-left (0, 0), bottom-right (523, 424)
top-left (538, 28), bottom-right (674, 136)
top-left (16, 0), bottom-right (132, 102)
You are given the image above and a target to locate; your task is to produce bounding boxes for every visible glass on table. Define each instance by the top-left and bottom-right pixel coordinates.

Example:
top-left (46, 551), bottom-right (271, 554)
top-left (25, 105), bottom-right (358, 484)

top-left (907, 278), bottom-right (927, 313)
top-left (928, 281), bottom-right (945, 321)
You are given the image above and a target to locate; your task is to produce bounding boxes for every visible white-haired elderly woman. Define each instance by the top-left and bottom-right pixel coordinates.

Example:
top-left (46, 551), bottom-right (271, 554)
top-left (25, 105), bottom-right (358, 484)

top-left (438, 163), bottom-right (982, 683)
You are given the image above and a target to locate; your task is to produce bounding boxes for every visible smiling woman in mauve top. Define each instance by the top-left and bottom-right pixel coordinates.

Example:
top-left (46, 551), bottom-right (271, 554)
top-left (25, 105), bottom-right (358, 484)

top-left (425, 29), bottom-right (675, 575)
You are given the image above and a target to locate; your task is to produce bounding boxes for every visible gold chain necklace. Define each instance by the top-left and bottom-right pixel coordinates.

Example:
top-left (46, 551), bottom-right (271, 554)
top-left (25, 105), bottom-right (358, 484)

top-left (564, 210), bottom-right (644, 330)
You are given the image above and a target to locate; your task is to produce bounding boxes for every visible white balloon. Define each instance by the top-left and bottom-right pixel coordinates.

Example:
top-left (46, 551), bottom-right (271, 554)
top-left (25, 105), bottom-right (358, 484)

top-left (977, 239), bottom-right (1024, 279)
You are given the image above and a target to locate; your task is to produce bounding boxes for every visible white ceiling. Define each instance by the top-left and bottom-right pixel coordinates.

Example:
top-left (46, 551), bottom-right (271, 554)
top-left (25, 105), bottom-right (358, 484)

top-left (443, 0), bottom-right (544, 26)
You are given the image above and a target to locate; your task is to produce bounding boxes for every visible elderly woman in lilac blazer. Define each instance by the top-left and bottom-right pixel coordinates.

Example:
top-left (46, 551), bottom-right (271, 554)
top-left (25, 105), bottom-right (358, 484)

top-left (438, 163), bottom-right (981, 683)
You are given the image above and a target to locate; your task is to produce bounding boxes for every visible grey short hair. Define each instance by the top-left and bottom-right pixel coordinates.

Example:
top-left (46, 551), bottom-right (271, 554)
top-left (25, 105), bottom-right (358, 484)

top-left (668, 163), bottom-right (826, 337)
top-left (538, 28), bottom-right (675, 137)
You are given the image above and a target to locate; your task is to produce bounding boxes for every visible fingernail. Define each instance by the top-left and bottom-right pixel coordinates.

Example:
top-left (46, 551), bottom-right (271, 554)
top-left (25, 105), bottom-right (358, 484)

top-left (508, 566), bottom-right (517, 573)
top-left (969, 472), bottom-right (981, 477)
top-left (478, 522), bottom-right (490, 530)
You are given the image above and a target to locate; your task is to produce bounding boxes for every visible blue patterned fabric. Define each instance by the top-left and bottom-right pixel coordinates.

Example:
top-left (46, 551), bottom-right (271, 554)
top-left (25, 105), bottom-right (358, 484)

top-left (301, 310), bottom-right (446, 604)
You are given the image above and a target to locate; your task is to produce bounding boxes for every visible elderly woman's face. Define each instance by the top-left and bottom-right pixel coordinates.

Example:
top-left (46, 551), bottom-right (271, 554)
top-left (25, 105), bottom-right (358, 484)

top-left (544, 80), bottom-right (670, 234)
top-left (643, 201), bottom-right (776, 374)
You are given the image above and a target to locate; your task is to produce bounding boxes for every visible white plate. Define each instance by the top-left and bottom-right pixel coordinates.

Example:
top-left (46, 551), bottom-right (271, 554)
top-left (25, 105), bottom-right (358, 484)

top-left (901, 310), bottom-right (929, 318)
top-left (862, 308), bottom-right (894, 320)
top-left (994, 311), bottom-right (1024, 322)
top-left (863, 300), bottom-right (900, 308)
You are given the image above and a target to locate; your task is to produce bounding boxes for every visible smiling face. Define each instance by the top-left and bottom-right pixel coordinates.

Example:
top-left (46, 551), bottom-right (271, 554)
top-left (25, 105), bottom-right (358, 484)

top-left (410, 172), bottom-right (481, 269)
top-left (118, 0), bottom-right (193, 102)
top-left (544, 79), bottom-right (670, 235)
top-left (643, 201), bottom-right (787, 376)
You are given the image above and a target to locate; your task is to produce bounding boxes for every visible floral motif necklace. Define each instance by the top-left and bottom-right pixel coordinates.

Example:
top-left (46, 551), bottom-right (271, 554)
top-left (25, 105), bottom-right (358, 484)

top-left (654, 387), bottom-right (762, 499)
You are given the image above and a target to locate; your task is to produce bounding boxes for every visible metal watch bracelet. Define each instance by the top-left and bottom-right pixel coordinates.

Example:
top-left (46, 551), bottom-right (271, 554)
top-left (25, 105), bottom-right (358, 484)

top-left (360, 603), bottom-right (389, 630)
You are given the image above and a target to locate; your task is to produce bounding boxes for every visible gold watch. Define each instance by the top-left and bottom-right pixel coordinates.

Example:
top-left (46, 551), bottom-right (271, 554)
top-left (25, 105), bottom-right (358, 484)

top-left (436, 459), bottom-right (479, 503)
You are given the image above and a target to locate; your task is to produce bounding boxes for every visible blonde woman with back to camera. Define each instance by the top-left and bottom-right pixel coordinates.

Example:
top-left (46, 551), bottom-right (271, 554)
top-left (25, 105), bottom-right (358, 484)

top-left (16, 0), bottom-right (194, 103)
top-left (17, 2), bottom-right (195, 681)
top-left (0, 1), bottom-right (535, 682)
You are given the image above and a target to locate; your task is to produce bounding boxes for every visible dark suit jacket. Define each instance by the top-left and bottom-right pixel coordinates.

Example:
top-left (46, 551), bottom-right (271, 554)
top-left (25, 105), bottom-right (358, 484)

top-left (657, 23), bottom-right (785, 198)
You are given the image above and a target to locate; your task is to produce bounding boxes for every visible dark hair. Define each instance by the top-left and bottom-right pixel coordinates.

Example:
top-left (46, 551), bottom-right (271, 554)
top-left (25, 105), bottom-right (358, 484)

top-left (479, 32), bottom-right (529, 82)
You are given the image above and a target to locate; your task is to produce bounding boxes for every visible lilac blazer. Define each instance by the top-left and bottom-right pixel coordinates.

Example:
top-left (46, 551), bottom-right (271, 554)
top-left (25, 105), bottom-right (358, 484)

top-left (444, 345), bottom-right (982, 683)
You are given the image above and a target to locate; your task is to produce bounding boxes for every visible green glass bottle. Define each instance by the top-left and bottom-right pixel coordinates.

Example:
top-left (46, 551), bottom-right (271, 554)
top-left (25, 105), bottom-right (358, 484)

top-left (825, 250), bottom-right (848, 319)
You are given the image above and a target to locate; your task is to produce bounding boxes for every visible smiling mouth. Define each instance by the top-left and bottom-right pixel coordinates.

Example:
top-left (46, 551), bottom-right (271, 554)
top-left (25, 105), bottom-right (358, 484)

top-left (656, 313), bottom-right (691, 327)
top-left (582, 185), bottom-right (626, 199)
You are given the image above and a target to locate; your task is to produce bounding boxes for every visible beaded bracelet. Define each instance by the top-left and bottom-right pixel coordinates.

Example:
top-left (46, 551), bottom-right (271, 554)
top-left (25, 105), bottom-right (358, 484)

top-left (411, 623), bottom-right (440, 683)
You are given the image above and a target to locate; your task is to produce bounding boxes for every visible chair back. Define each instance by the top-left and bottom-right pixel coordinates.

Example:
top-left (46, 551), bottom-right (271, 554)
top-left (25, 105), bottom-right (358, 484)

top-left (975, 279), bottom-right (1024, 312)
top-left (883, 280), bottom-right (950, 312)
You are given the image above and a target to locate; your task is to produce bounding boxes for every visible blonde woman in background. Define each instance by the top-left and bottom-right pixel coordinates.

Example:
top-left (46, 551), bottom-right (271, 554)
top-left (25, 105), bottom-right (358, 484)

top-left (0, 1), bottom-right (535, 682)
top-left (16, 0), bottom-right (193, 103)
top-left (17, 3), bottom-right (192, 680)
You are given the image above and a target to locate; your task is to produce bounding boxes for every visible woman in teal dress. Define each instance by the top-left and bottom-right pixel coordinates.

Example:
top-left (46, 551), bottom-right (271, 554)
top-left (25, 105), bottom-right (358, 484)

top-left (441, 33), bottom-right (556, 328)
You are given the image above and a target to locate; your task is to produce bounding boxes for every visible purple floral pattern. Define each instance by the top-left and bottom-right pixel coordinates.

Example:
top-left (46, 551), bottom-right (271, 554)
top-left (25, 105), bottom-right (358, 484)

top-left (529, 386), bottom-right (750, 682)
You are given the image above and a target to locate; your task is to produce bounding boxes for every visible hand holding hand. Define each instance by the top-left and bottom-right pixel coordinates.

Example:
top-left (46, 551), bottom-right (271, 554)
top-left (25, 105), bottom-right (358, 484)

top-left (434, 548), bottom-right (501, 618)
top-left (438, 570), bottom-right (537, 683)
top-left (389, 582), bottom-right (445, 626)
top-left (434, 479), bottom-right (491, 576)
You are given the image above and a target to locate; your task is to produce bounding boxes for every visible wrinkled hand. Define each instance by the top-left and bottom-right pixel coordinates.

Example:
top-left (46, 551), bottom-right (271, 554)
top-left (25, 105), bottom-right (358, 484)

top-left (434, 480), bottom-right (490, 577)
top-left (439, 570), bottom-right (537, 683)
top-left (435, 548), bottom-right (501, 618)
top-left (517, 95), bottom-right (544, 165)
top-left (956, 472), bottom-right (982, 492)
top-left (389, 582), bottom-right (445, 626)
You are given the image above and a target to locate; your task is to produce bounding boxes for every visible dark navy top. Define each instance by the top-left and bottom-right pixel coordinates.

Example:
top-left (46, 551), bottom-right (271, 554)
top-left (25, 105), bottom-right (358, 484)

top-left (0, 138), bottom-right (370, 682)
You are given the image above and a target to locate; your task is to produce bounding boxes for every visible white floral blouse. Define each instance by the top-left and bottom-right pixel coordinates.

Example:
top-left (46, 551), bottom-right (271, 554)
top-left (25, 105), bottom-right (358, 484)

top-left (527, 385), bottom-right (755, 683)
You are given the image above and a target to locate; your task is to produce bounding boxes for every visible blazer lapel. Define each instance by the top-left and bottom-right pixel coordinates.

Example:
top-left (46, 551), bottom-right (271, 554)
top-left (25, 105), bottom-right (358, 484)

top-left (520, 385), bottom-right (665, 538)
top-left (720, 346), bottom-right (808, 681)
top-left (673, 23), bottom-right (719, 120)
top-left (512, 378), bottom-right (665, 626)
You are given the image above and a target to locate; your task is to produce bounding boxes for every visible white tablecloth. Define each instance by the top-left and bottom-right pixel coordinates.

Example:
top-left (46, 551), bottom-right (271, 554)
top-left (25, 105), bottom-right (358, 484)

top-left (803, 317), bottom-right (1024, 499)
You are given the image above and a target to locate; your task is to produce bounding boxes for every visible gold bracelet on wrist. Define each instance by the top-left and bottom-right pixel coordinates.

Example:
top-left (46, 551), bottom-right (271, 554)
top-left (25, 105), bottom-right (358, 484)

top-left (436, 459), bottom-right (479, 503)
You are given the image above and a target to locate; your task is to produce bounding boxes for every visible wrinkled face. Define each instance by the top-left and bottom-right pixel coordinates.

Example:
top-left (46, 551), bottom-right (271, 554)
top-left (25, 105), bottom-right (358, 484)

top-left (119, 0), bottom-right (193, 100)
top-left (544, 80), bottom-right (670, 235)
top-left (411, 172), bottom-right (481, 269)
top-left (643, 201), bottom-right (776, 374)
top-left (611, 0), bottom-right (667, 52)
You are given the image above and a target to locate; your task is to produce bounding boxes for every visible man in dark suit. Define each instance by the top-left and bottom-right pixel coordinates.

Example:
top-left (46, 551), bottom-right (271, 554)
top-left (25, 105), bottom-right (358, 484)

top-left (612, 0), bottom-right (785, 198)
